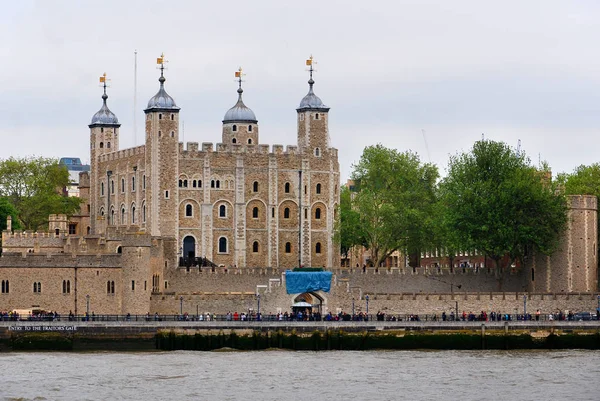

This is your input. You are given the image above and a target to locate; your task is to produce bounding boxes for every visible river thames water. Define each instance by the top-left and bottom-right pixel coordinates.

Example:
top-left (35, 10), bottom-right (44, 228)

top-left (0, 350), bottom-right (598, 401)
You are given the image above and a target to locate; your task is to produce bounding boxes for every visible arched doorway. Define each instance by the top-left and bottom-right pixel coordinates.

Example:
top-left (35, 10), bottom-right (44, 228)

top-left (183, 236), bottom-right (196, 261)
top-left (292, 292), bottom-right (325, 320)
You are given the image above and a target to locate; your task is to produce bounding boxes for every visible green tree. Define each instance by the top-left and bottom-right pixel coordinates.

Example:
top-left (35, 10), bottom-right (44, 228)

top-left (348, 144), bottom-right (439, 267)
top-left (336, 185), bottom-right (362, 260)
top-left (0, 197), bottom-right (21, 231)
top-left (0, 156), bottom-right (81, 230)
top-left (440, 140), bottom-right (567, 287)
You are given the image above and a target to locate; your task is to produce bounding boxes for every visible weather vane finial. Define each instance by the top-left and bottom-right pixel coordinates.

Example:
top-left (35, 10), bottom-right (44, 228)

top-left (306, 55), bottom-right (316, 81)
top-left (234, 66), bottom-right (245, 90)
top-left (156, 53), bottom-right (168, 79)
top-left (99, 72), bottom-right (110, 101)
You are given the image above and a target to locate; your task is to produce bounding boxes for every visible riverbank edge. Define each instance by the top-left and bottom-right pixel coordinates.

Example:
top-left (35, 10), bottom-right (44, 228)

top-left (1, 321), bottom-right (599, 351)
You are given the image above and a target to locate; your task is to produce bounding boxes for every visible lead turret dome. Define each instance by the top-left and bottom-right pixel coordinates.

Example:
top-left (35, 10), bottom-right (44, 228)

top-left (223, 87), bottom-right (257, 123)
top-left (145, 75), bottom-right (179, 112)
top-left (297, 78), bottom-right (330, 111)
top-left (90, 91), bottom-right (120, 127)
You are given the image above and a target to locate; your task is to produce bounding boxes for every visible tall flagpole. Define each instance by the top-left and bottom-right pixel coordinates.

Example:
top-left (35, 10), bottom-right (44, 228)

top-left (133, 49), bottom-right (138, 146)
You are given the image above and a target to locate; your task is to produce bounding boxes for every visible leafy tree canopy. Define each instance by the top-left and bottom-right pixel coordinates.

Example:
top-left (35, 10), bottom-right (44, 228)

top-left (0, 156), bottom-right (81, 230)
top-left (346, 144), bottom-right (439, 266)
top-left (0, 197), bottom-right (21, 232)
top-left (440, 140), bottom-right (567, 272)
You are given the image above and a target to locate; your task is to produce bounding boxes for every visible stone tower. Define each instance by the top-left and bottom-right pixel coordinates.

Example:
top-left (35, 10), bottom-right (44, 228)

top-left (89, 74), bottom-right (120, 235)
top-left (222, 67), bottom-right (259, 146)
top-left (144, 55), bottom-right (180, 243)
top-left (296, 56), bottom-right (336, 267)
top-left (529, 195), bottom-right (598, 292)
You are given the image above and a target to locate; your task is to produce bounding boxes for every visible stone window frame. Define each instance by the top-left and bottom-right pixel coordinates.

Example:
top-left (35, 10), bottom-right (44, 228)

top-left (1, 280), bottom-right (10, 294)
top-left (314, 148), bottom-right (321, 157)
top-left (252, 241), bottom-right (259, 253)
top-left (284, 182), bottom-right (290, 193)
top-left (185, 203), bottom-right (193, 217)
top-left (131, 203), bottom-right (136, 224)
top-left (62, 280), bottom-right (71, 294)
top-left (284, 207), bottom-right (290, 219)
top-left (218, 236), bottom-right (228, 254)
top-left (316, 183), bottom-right (322, 194)
top-left (315, 207), bottom-right (322, 220)
top-left (252, 206), bottom-right (259, 219)
top-left (253, 181), bottom-right (259, 193)
top-left (232, 124), bottom-right (237, 132)
top-left (33, 282), bottom-right (42, 293)
top-left (248, 125), bottom-right (253, 132)
top-left (219, 204), bottom-right (227, 218)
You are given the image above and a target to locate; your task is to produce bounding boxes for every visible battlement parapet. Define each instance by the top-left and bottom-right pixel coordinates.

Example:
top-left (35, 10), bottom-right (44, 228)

top-left (0, 253), bottom-right (122, 268)
top-left (179, 143), bottom-right (304, 158)
top-left (99, 145), bottom-right (145, 163)
top-left (567, 194), bottom-right (597, 211)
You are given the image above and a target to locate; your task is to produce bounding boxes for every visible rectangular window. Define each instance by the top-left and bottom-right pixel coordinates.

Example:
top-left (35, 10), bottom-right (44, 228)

top-left (272, 208), bottom-right (275, 218)
top-left (143, 175), bottom-right (146, 190)
top-left (165, 190), bottom-right (169, 199)
top-left (68, 224), bottom-right (77, 235)
top-left (132, 280), bottom-right (135, 291)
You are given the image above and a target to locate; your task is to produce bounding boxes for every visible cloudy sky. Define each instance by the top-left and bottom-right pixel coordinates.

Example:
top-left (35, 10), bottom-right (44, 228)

top-left (1, 0), bottom-right (599, 181)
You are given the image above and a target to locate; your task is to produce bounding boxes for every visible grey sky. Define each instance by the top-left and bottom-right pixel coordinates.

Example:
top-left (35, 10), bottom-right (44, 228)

top-left (1, 0), bottom-right (599, 181)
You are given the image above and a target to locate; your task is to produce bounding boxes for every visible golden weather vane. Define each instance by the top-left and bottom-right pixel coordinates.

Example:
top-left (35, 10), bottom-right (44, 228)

top-left (234, 66), bottom-right (245, 89)
top-left (306, 55), bottom-right (316, 79)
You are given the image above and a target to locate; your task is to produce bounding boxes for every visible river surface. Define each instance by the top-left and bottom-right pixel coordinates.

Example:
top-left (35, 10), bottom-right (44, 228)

top-left (0, 350), bottom-right (598, 401)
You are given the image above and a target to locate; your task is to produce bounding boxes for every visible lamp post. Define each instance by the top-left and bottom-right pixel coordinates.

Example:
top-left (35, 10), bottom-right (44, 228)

top-left (257, 294), bottom-right (261, 319)
top-left (180, 296), bottom-right (183, 316)
top-left (365, 294), bottom-right (369, 315)
top-left (455, 300), bottom-right (458, 321)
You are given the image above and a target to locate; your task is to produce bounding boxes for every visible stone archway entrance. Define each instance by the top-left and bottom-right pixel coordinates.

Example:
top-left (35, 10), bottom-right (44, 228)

top-left (183, 236), bottom-right (196, 260)
top-left (293, 292), bottom-right (325, 318)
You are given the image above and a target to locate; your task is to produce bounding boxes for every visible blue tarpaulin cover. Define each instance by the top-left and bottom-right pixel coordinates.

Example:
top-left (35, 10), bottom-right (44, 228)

top-left (285, 270), bottom-right (333, 294)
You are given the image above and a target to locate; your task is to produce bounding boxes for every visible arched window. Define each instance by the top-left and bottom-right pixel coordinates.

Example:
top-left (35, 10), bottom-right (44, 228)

top-left (111, 208), bottom-right (115, 225)
top-left (248, 138), bottom-right (252, 144)
top-left (285, 242), bottom-right (291, 253)
top-left (159, 113), bottom-right (162, 120)
top-left (232, 138), bottom-right (237, 144)
top-left (253, 181), bottom-right (259, 192)
top-left (121, 207), bottom-right (126, 224)
top-left (211, 180), bottom-right (215, 188)
top-left (315, 113), bottom-right (320, 120)
top-left (284, 207), bottom-right (290, 219)
top-left (198, 180), bottom-right (202, 188)
top-left (219, 204), bottom-right (226, 217)
top-left (171, 131), bottom-right (174, 138)
top-left (315, 207), bottom-right (321, 219)
top-left (216, 180), bottom-right (220, 188)
top-left (132, 176), bottom-right (136, 192)
top-left (252, 207), bottom-right (259, 218)
top-left (316, 183), bottom-right (322, 194)
top-left (100, 142), bottom-right (104, 148)
top-left (316, 242), bottom-right (322, 254)
top-left (87, 226), bottom-right (91, 235)
top-left (253, 241), bottom-right (259, 253)
top-left (179, 180), bottom-right (183, 188)
top-left (111, 281), bottom-right (115, 294)
top-left (107, 142), bottom-right (111, 148)
top-left (285, 182), bottom-right (290, 193)
top-left (142, 203), bottom-right (146, 223)
top-left (315, 148), bottom-right (321, 157)
top-left (107, 281), bottom-right (111, 293)
top-left (186, 204), bottom-right (193, 217)
top-left (67, 280), bottom-right (70, 293)
top-left (248, 125), bottom-right (253, 132)
top-left (218, 237), bottom-right (228, 253)
top-left (101, 182), bottom-right (104, 196)
top-left (131, 205), bottom-right (136, 224)
top-left (192, 180), bottom-right (196, 188)
top-left (232, 124), bottom-right (237, 132)
top-left (121, 178), bottom-right (125, 193)
top-left (2, 280), bottom-right (9, 294)
top-left (183, 180), bottom-right (188, 188)
top-left (111, 180), bottom-right (114, 194)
